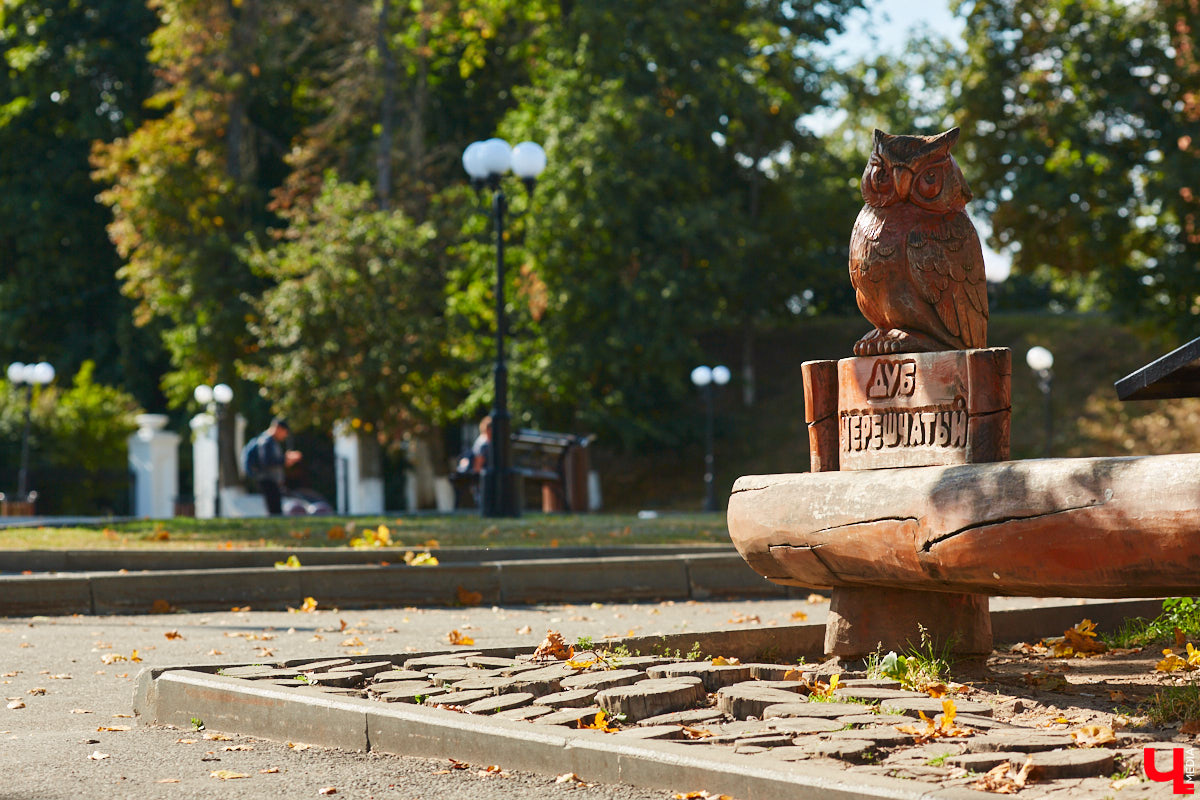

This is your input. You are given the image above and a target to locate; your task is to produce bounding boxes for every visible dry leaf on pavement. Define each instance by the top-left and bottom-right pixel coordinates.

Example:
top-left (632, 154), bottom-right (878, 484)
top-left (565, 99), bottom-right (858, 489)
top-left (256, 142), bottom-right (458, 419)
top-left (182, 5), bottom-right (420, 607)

top-left (447, 630), bottom-right (474, 646)
top-left (534, 630), bottom-right (574, 660)
top-left (210, 770), bottom-right (249, 780)
top-left (1070, 724), bottom-right (1116, 748)
top-left (318, 788), bottom-right (337, 795)
top-left (87, 751), bottom-right (109, 760)
top-left (971, 757), bottom-right (1033, 793)
top-left (164, 630), bottom-right (184, 640)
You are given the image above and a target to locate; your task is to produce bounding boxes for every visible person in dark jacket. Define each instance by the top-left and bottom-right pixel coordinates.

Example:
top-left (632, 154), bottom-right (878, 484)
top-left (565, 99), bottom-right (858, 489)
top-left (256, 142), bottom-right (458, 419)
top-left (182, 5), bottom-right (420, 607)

top-left (250, 418), bottom-right (302, 515)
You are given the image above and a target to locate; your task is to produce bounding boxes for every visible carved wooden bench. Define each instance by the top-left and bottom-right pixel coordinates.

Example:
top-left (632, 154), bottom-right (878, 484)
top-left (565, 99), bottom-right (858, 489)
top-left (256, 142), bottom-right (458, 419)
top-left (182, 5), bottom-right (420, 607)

top-left (727, 341), bottom-right (1200, 660)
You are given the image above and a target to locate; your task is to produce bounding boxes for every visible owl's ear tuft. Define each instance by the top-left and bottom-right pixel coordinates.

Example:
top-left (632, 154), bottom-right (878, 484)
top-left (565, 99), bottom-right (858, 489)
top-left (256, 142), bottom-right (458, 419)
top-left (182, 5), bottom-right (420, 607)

top-left (933, 127), bottom-right (961, 150)
top-left (873, 129), bottom-right (888, 147)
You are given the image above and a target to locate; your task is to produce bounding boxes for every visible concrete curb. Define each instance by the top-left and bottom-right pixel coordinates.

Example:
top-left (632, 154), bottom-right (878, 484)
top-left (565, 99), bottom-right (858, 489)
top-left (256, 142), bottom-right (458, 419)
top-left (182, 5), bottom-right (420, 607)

top-left (1, 552), bottom-right (796, 616)
top-left (133, 599), bottom-right (1162, 800)
top-left (0, 544), bottom-right (731, 573)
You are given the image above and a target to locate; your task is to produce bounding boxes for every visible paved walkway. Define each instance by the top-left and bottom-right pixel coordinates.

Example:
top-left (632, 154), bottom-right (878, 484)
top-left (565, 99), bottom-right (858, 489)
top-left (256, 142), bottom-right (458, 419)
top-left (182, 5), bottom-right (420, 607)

top-left (3, 596), bottom-right (826, 799)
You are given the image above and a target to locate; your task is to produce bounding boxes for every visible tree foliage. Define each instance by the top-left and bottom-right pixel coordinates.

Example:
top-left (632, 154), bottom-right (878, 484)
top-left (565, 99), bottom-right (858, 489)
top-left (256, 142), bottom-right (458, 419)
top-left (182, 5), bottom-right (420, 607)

top-left (0, 0), bottom-right (164, 403)
top-left (244, 176), bottom-right (460, 436)
top-left (953, 0), bottom-right (1200, 342)
top-left (500, 0), bottom-right (864, 447)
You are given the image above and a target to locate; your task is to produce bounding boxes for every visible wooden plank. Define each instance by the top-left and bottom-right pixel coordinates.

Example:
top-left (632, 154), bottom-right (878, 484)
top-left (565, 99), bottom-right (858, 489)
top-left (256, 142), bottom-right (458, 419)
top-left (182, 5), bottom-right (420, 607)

top-left (727, 453), bottom-right (1200, 597)
top-left (1115, 336), bottom-right (1200, 400)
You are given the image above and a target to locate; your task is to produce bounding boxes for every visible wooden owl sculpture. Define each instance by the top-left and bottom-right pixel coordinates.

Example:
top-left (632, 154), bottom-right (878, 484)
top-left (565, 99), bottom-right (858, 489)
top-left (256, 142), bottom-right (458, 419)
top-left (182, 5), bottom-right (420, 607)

top-left (849, 127), bottom-right (987, 355)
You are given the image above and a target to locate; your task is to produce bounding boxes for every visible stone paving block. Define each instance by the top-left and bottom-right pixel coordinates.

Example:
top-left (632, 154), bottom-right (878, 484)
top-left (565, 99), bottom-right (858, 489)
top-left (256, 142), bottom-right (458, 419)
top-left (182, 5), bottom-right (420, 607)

top-left (533, 689), bottom-right (597, 709)
top-left (832, 686), bottom-right (929, 702)
top-left (947, 751), bottom-right (1022, 772)
top-left (493, 704), bottom-right (553, 721)
top-left (768, 717), bottom-right (846, 735)
top-left (798, 737), bottom-right (876, 763)
top-left (1017, 748), bottom-right (1115, 779)
top-left (534, 706), bottom-right (601, 727)
top-left (637, 708), bottom-right (725, 727)
top-left (329, 660), bottom-right (396, 678)
top-left (423, 689), bottom-right (494, 708)
top-left (880, 697), bottom-right (994, 717)
top-left (965, 731), bottom-right (1075, 753)
top-left (735, 733), bottom-right (793, 749)
top-left (763, 701), bottom-right (867, 719)
top-left (308, 670), bottom-right (363, 688)
top-left (449, 675), bottom-right (520, 693)
top-left (498, 662), bottom-right (557, 677)
top-left (646, 663), bottom-right (753, 692)
top-left (504, 675), bottom-right (564, 697)
top-left (716, 685), bottom-right (807, 720)
top-left (371, 669), bottom-right (429, 683)
top-left (752, 745), bottom-right (813, 762)
top-left (464, 656), bottom-right (521, 668)
top-left (403, 654), bottom-right (479, 669)
top-left (837, 713), bottom-right (915, 727)
top-left (822, 726), bottom-right (914, 746)
top-left (374, 685), bottom-right (446, 704)
top-left (462, 692), bottom-right (534, 715)
top-left (597, 677), bottom-right (706, 722)
top-left (748, 679), bottom-right (810, 693)
top-left (559, 668), bottom-right (644, 692)
top-left (613, 725), bottom-right (685, 741)
top-left (747, 663), bottom-right (810, 681)
top-left (428, 667), bottom-right (489, 686)
top-left (294, 658), bottom-right (355, 672)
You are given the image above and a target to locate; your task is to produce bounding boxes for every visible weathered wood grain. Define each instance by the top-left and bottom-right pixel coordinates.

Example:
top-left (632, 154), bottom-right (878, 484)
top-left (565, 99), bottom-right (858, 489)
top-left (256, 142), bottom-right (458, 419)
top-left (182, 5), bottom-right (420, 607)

top-left (728, 453), bottom-right (1200, 597)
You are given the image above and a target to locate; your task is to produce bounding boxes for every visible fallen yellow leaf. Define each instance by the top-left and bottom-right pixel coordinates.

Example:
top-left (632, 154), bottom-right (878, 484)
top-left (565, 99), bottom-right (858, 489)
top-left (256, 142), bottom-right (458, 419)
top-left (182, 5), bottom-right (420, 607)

top-left (1071, 724), bottom-right (1116, 748)
top-left (790, 610), bottom-right (808, 621)
top-left (210, 770), bottom-right (249, 780)
top-left (447, 630), bottom-right (474, 646)
top-left (164, 630), bottom-right (183, 640)
top-left (710, 656), bottom-right (740, 666)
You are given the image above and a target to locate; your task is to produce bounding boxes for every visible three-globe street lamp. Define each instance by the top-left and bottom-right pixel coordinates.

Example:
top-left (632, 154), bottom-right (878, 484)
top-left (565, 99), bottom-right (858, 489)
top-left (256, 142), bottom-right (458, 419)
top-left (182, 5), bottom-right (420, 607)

top-left (691, 364), bottom-right (731, 512)
top-left (462, 137), bottom-right (547, 518)
top-left (1026, 346), bottom-right (1054, 458)
top-left (194, 382), bottom-right (233, 517)
top-left (6, 361), bottom-right (55, 506)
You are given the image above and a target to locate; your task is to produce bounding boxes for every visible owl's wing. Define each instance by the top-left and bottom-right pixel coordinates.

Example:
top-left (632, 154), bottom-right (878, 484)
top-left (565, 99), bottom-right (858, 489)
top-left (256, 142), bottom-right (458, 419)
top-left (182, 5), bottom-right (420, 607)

top-left (906, 212), bottom-right (988, 348)
top-left (849, 205), bottom-right (891, 283)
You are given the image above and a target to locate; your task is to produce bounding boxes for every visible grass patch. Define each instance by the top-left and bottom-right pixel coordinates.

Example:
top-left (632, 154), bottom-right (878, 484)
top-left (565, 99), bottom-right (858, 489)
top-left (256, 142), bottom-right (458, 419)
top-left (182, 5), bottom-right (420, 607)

top-left (1144, 683), bottom-right (1200, 727)
top-left (1104, 597), bottom-right (1200, 649)
top-left (0, 512), bottom-right (731, 551)
top-left (868, 626), bottom-right (952, 692)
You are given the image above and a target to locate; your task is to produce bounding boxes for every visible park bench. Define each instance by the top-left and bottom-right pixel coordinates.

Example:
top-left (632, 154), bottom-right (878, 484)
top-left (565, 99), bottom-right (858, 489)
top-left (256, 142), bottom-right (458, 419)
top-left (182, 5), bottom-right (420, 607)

top-left (451, 428), bottom-right (594, 512)
top-left (727, 339), bottom-right (1200, 660)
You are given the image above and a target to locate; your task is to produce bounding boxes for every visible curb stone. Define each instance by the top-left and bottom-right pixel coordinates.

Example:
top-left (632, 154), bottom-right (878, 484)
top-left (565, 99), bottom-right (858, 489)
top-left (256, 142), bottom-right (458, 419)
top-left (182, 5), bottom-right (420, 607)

top-left (0, 551), bottom-right (794, 615)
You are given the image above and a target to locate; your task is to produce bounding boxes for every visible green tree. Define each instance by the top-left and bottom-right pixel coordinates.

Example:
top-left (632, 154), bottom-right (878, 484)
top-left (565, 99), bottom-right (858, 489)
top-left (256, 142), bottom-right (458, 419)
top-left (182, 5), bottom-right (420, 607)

top-left (953, 0), bottom-right (1200, 342)
top-left (243, 176), bottom-right (458, 438)
top-left (0, 361), bottom-right (140, 514)
top-left (0, 0), bottom-right (164, 404)
top-left (498, 0), bottom-right (864, 447)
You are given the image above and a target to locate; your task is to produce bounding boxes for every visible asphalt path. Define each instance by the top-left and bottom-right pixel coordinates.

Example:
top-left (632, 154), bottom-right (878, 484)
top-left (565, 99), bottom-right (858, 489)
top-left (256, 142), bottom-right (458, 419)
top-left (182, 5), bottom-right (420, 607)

top-left (1, 596), bottom-right (833, 800)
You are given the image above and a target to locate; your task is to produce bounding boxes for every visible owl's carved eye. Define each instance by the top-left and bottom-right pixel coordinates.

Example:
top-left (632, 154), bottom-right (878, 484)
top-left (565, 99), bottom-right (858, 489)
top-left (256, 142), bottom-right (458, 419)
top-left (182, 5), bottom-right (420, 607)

top-left (871, 166), bottom-right (890, 187)
top-left (916, 168), bottom-right (943, 199)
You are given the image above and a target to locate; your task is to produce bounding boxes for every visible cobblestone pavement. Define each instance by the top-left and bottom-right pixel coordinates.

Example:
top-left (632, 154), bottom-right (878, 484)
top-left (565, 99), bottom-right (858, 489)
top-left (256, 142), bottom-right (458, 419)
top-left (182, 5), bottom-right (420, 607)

top-left (167, 639), bottom-right (1186, 799)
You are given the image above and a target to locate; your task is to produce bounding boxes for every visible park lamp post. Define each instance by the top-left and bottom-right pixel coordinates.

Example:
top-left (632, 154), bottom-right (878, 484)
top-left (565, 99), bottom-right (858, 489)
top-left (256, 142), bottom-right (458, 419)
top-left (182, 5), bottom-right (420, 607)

top-left (1026, 346), bottom-right (1054, 458)
top-left (194, 382), bottom-right (233, 517)
top-left (462, 137), bottom-right (547, 518)
top-left (6, 361), bottom-right (55, 506)
top-left (691, 364), bottom-right (731, 512)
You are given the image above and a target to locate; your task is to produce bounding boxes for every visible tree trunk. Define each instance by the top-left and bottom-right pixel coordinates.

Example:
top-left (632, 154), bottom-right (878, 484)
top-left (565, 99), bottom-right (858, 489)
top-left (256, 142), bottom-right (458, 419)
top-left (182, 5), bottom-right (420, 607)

top-left (375, 0), bottom-right (396, 209)
top-left (741, 320), bottom-right (756, 407)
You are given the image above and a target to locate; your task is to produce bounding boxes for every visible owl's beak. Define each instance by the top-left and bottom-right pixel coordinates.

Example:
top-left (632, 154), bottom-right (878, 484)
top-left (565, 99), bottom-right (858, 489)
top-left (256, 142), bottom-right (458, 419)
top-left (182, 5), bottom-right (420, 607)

top-left (893, 167), bottom-right (913, 199)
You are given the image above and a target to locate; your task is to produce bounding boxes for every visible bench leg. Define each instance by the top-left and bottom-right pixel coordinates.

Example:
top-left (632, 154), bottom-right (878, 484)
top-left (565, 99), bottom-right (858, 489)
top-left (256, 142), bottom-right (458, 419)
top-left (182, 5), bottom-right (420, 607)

top-left (824, 586), bottom-right (992, 661)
